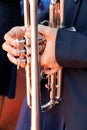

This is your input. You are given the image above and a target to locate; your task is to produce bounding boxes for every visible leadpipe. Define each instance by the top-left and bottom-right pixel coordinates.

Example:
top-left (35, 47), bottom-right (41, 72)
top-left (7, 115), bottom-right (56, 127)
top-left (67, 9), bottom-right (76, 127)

top-left (30, 0), bottom-right (41, 130)
top-left (24, 0), bottom-right (41, 130)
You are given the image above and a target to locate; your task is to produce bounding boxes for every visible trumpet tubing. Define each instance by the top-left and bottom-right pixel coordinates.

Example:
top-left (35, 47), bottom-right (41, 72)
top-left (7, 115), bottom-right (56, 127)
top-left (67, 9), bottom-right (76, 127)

top-left (49, 0), bottom-right (60, 27)
top-left (24, 0), bottom-right (41, 130)
top-left (16, 0), bottom-right (64, 129)
top-left (41, 0), bottom-right (63, 111)
top-left (16, 0), bottom-right (64, 111)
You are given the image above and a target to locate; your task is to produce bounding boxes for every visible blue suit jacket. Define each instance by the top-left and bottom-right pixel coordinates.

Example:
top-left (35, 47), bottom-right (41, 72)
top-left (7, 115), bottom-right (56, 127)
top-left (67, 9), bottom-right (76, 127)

top-left (55, 0), bottom-right (87, 130)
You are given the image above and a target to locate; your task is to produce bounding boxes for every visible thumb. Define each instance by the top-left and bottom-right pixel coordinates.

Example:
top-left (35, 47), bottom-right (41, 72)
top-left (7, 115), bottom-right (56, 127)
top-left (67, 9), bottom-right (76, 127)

top-left (38, 24), bottom-right (49, 36)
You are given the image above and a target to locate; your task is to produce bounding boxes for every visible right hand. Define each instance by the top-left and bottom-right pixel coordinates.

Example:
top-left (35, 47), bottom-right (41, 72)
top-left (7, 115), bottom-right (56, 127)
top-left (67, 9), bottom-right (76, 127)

top-left (2, 26), bottom-right (27, 68)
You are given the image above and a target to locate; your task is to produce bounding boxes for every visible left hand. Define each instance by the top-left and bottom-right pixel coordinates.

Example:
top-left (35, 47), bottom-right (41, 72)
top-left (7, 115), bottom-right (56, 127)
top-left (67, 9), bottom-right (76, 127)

top-left (37, 24), bottom-right (62, 75)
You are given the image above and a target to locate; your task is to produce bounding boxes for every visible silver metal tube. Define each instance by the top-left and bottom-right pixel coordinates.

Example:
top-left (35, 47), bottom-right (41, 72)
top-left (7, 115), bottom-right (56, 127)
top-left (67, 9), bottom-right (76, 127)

top-left (24, 0), bottom-right (31, 107)
top-left (24, 0), bottom-right (41, 130)
top-left (30, 0), bottom-right (41, 130)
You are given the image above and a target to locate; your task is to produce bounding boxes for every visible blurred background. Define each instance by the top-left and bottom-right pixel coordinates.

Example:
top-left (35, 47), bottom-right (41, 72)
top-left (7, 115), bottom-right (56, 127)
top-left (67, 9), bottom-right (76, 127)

top-left (0, 69), bottom-right (26, 130)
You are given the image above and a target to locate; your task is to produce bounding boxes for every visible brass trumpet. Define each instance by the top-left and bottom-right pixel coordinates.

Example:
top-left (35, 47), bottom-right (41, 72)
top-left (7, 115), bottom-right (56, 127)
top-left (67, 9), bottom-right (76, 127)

top-left (16, 0), bottom-right (64, 129)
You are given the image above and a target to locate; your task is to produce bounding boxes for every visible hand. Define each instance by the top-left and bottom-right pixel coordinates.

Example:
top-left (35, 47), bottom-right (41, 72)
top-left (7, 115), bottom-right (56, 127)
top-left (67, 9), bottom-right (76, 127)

top-left (2, 26), bottom-right (27, 68)
top-left (38, 24), bottom-right (62, 75)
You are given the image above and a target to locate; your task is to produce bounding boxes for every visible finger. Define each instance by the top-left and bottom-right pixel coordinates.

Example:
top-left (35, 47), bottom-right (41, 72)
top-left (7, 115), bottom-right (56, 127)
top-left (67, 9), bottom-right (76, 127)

top-left (20, 62), bottom-right (26, 68)
top-left (2, 42), bottom-right (19, 56)
top-left (7, 53), bottom-right (18, 65)
top-left (38, 24), bottom-right (50, 36)
top-left (44, 68), bottom-right (59, 75)
top-left (25, 26), bottom-right (31, 39)
top-left (18, 53), bottom-right (27, 68)
top-left (4, 27), bottom-right (25, 47)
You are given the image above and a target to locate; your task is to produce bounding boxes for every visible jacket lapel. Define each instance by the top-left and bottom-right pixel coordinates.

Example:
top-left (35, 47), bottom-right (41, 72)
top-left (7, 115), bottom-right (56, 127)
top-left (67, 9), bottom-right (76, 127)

top-left (64, 0), bottom-right (81, 27)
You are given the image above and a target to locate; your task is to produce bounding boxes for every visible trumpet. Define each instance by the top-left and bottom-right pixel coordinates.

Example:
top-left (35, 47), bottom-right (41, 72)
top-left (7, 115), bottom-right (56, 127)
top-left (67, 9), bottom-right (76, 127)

top-left (40, 0), bottom-right (64, 111)
top-left (17, 0), bottom-right (41, 130)
top-left (16, 0), bottom-right (64, 129)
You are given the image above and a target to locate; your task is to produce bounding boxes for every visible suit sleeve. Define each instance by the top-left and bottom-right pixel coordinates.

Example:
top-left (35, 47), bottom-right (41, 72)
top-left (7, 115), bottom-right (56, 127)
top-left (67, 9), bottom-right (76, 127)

top-left (55, 28), bottom-right (87, 68)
